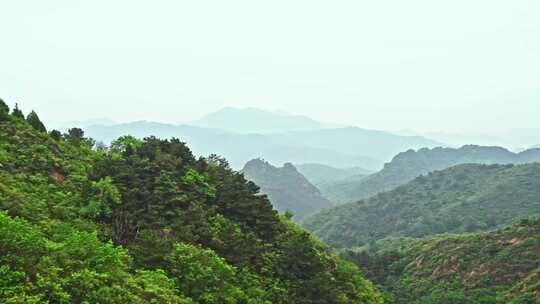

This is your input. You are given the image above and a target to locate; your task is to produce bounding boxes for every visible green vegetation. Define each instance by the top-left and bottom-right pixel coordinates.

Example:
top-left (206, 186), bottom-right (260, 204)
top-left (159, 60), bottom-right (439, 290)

top-left (0, 104), bottom-right (383, 303)
top-left (303, 163), bottom-right (540, 249)
top-left (344, 217), bottom-right (540, 303)
top-left (242, 159), bottom-right (332, 221)
top-left (326, 145), bottom-right (540, 204)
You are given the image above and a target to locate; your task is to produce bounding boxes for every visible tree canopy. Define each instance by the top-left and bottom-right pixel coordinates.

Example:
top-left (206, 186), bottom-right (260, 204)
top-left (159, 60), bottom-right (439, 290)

top-left (0, 104), bottom-right (383, 304)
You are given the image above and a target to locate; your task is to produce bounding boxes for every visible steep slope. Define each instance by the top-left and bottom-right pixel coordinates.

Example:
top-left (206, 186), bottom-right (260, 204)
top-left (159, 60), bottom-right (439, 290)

top-left (191, 107), bottom-right (335, 134)
top-left (242, 159), bottom-right (333, 220)
top-left (295, 163), bottom-right (371, 187)
top-left (0, 102), bottom-right (383, 303)
top-left (303, 163), bottom-right (540, 249)
top-left (328, 145), bottom-right (540, 204)
top-left (345, 217), bottom-right (540, 303)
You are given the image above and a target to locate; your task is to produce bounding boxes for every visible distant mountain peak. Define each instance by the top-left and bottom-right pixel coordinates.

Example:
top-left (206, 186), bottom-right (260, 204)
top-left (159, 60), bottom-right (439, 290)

top-left (190, 107), bottom-right (338, 134)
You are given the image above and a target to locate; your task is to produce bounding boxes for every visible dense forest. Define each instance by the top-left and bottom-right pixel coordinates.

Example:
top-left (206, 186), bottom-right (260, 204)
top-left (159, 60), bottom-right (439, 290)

top-left (303, 163), bottom-right (540, 249)
top-left (344, 216), bottom-right (540, 303)
top-left (241, 159), bottom-right (332, 221)
top-left (324, 145), bottom-right (540, 204)
top-left (0, 101), bottom-right (383, 303)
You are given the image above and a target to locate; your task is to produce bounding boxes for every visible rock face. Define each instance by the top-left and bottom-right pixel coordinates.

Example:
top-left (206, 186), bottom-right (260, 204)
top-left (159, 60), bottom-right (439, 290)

top-left (242, 159), bottom-right (332, 221)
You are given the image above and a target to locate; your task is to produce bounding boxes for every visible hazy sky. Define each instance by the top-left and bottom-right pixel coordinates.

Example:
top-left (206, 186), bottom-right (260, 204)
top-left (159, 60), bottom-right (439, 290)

top-left (1, 0), bottom-right (539, 134)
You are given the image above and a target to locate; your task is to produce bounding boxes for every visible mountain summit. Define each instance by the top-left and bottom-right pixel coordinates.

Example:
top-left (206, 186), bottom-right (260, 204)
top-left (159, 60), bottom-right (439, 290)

top-left (191, 107), bottom-right (336, 134)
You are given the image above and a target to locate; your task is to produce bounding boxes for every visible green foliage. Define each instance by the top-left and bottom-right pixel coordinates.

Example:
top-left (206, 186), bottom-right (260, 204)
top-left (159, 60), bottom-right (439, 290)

top-left (11, 103), bottom-right (24, 119)
top-left (64, 127), bottom-right (94, 147)
top-left (26, 110), bottom-right (47, 132)
top-left (110, 135), bottom-right (143, 153)
top-left (0, 112), bottom-right (383, 303)
top-left (0, 98), bottom-right (9, 121)
top-left (345, 217), bottom-right (540, 303)
top-left (182, 168), bottom-right (217, 198)
top-left (49, 129), bottom-right (63, 141)
top-left (80, 177), bottom-right (121, 219)
top-left (304, 163), bottom-right (540, 249)
top-left (166, 243), bottom-right (244, 304)
top-left (324, 145), bottom-right (540, 204)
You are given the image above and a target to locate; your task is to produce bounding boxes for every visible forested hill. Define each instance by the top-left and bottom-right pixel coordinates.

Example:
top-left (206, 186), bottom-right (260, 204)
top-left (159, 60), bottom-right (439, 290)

top-left (242, 159), bottom-right (333, 221)
top-left (0, 101), bottom-right (383, 303)
top-left (345, 216), bottom-right (540, 303)
top-left (325, 145), bottom-right (540, 204)
top-left (303, 163), bottom-right (540, 249)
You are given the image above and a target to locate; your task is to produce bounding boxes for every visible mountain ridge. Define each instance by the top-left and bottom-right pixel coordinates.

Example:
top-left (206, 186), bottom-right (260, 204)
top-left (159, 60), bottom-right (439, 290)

top-left (191, 107), bottom-right (339, 134)
top-left (323, 144), bottom-right (540, 204)
top-left (80, 119), bottom-right (443, 170)
top-left (303, 163), bottom-right (540, 249)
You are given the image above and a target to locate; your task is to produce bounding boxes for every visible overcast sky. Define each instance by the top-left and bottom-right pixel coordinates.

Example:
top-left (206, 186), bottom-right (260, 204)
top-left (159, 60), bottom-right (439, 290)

top-left (1, 0), bottom-right (539, 134)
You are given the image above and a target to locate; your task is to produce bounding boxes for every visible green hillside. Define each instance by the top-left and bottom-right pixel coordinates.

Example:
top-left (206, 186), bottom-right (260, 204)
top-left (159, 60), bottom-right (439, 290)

top-left (0, 102), bottom-right (383, 303)
top-left (242, 159), bottom-right (333, 221)
top-left (303, 163), bottom-right (540, 249)
top-left (344, 217), bottom-right (540, 303)
top-left (326, 145), bottom-right (540, 204)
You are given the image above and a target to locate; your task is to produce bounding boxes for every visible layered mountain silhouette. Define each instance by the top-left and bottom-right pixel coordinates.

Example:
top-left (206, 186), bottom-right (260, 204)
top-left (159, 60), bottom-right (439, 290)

top-left (79, 108), bottom-right (443, 170)
top-left (190, 107), bottom-right (337, 134)
top-left (321, 145), bottom-right (540, 204)
top-left (241, 159), bottom-right (332, 220)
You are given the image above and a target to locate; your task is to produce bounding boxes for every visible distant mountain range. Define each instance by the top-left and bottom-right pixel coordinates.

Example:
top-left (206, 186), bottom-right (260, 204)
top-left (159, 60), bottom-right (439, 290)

top-left (303, 163), bottom-right (540, 249)
top-left (191, 107), bottom-right (339, 134)
top-left (78, 108), bottom-right (444, 170)
top-left (400, 129), bottom-right (540, 151)
top-left (295, 163), bottom-right (372, 187)
top-left (321, 145), bottom-right (540, 204)
top-left (241, 159), bottom-right (332, 220)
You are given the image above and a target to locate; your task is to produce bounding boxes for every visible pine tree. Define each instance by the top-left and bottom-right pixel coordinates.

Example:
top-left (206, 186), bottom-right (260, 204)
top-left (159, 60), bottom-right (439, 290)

top-left (64, 127), bottom-right (85, 145)
top-left (0, 98), bottom-right (9, 120)
top-left (26, 110), bottom-right (47, 132)
top-left (11, 103), bottom-right (24, 119)
top-left (49, 129), bottom-right (62, 141)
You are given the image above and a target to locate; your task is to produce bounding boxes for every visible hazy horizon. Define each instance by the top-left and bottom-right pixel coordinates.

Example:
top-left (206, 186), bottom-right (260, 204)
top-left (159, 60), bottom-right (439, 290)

top-left (2, 0), bottom-right (539, 136)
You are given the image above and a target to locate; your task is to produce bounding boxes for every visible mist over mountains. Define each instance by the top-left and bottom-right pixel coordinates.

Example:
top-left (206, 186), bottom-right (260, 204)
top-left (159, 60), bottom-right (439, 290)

top-left (190, 107), bottom-right (340, 134)
top-left (76, 107), bottom-right (444, 170)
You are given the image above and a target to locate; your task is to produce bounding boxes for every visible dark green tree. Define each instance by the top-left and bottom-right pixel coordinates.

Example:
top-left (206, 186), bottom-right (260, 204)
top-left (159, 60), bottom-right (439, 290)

top-left (0, 98), bottom-right (9, 120)
top-left (26, 110), bottom-right (47, 132)
top-left (64, 127), bottom-right (94, 146)
top-left (11, 103), bottom-right (24, 119)
top-left (49, 129), bottom-right (62, 141)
